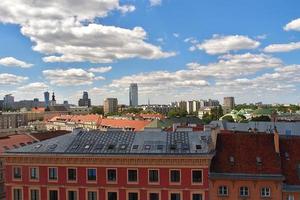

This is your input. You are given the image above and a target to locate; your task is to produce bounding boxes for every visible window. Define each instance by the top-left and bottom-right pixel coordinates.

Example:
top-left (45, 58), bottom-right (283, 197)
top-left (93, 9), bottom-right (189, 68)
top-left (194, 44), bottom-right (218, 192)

top-left (108, 192), bottom-right (117, 200)
top-left (240, 186), bottom-right (249, 197)
top-left (87, 191), bottom-right (97, 200)
top-left (107, 169), bottom-right (117, 182)
top-left (68, 191), bottom-right (77, 200)
top-left (170, 170), bottom-right (180, 183)
top-left (49, 190), bottom-right (58, 200)
top-left (13, 167), bottom-right (22, 179)
top-left (13, 188), bottom-right (22, 200)
top-left (192, 194), bottom-right (203, 200)
top-left (287, 194), bottom-right (294, 200)
top-left (128, 192), bottom-right (138, 200)
top-left (218, 186), bottom-right (228, 196)
top-left (170, 193), bottom-right (180, 200)
top-left (48, 168), bottom-right (57, 180)
top-left (30, 168), bottom-right (39, 180)
top-left (30, 189), bottom-right (39, 200)
top-left (149, 193), bottom-right (159, 200)
top-left (128, 169), bottom-right (138, 182)
top-left (67, 168), bottom-right (77, 181)
top-left (192, 170), bottom-right (202, 183)
top-left (261, 187), bottom-right (271, 197)
top-left (149, 169), bottom-right (159, 183)
top-left (87, 168), bottom-right (96, 181)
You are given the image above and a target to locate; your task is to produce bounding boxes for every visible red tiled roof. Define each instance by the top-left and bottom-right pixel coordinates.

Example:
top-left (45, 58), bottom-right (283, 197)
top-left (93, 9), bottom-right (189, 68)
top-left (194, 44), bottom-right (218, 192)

top-left (100, 118), bottom-right (151, 131)
top-left (30, 130), bottom-right (71, 141)
top-left (139, 113), bottom-right (165, 120)
top-left (31, 107), bottom-right (45, 113)
top-left (210, 132), bottom-right (282, 175)
top-left (0, 134), bottom-right (36, 153)
top-left (280, 136), bottom-right (300, 185)
top-left (48, 114), bottom-right (102, 125)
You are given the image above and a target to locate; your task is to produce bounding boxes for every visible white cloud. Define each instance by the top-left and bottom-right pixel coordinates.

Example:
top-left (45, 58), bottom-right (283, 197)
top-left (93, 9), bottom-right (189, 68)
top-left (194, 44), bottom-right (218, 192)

top-left (264, 42), bottom-right (300, 53)
top-left (0, 0), bottom-right (175, 63)
top-left (284, 18), bottom-right (300, 31)
top-left (150, 0), bottom-right (162, 7)
top-left (43, 68), bottom-right (105, 86)
top-left (0, 57), bottom-right (33, 68)
top-left (18, 82), bottom-right (48, 91)
top-left (196, 35), bottom-right (260, 54)
top-left (0, 73), bottom-right (28, 85)
top-left (173, 33), bottom-right (179, 38)
top-left (88, 66), bottom-right (112, 73)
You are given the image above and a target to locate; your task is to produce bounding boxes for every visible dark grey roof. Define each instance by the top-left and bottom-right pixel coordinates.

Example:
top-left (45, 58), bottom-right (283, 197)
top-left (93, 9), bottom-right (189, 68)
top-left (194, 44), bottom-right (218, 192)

top-left (6, 130), bottom-right (213, 155)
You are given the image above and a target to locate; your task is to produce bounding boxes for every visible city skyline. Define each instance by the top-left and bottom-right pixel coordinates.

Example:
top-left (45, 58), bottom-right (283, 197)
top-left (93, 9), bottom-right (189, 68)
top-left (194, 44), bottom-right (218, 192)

top-left (0, 0), bottom-right (300, 105)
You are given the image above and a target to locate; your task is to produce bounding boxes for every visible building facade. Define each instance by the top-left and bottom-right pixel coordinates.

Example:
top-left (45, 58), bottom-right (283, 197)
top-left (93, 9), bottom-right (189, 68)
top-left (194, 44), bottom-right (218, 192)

top-left (129, 83), bottom-right (138, 107)
top-left (44, 92), bottom-right (50, 108)
top-left (3, 130), bottom-right (214, 200)
top-left (78, 92), bottom-right (91, 107)
top-left (223, 97), bottom-right (235, 114)
top-left (104, 98), bottom-right (118, 114)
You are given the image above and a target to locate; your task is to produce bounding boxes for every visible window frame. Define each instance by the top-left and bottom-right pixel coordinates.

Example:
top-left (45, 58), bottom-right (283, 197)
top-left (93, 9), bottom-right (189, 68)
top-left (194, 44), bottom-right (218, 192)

top-left (47, 188), bottom-right (59, 200)
top-left (169, 169), bottom-right (181, 184)
top-left (86, 190), bottom-right (98, 200)
top-left (190, 192), bottom-right (204, 200)
top-left (107, 168), bottom-right (117, 183)
top-left (191, 169), bottom-right (203, 185)
top-left (29, 188), bottom-right (40, 200)
top-left (12, 166), bottom-right (22, 181)
top-left (12, 187), bottom-right (23, 200)
top-left (239, 186), bottom-right (249, 197)
top-left (218, 185), bottom-right (228, 196)
top-left (29, 167), bottom-right (39, 181)
top-left (67, 189), bottom-right (78, 200)
top-left (106, 190), bottom-right (118, 200)
top-left (147, 191), bottom-right (161, 200)
top-left (148, 169), bottom-right (160, 184)
top-left (86, 168), bottom-right (97, 183)
top-left (169, 191), bottom-right (182, 200)
top-left (127, 168), bottom-right (139, 184)
top-left (67, 168), bottom-right (77, 183)
top-left (260, 187), bottom-right (271, 197)
top-left (127, 190), bottom-right (140, 200)
top-left (48, 167), bottom-right (58, 182)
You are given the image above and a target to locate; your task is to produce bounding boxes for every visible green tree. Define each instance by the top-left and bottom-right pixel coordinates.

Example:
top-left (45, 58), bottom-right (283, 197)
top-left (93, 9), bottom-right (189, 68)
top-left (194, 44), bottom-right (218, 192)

top-left (91, 106), bottom-right (104, 115)
top-left (167, 108), bottom-right (188, 118)
top-left (221, 115), bottom-right (235, 122)
top-left (251, 115), bottom-right (271, 122)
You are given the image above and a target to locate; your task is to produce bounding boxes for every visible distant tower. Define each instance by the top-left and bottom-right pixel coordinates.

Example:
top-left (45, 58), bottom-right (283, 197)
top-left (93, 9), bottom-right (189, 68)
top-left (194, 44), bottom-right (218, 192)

top-left (223, 97), bottom-right (235, 114)
top-left (50, 92), bottom-right (56, 106)
top-left (129, 83), bottom-right (138, 107)
top-left (78, 91), bottom-right (91, 107)
top-left (44, 91), bottom-right (50, 107)
top-left (103, 98), bottom-right (118, 114)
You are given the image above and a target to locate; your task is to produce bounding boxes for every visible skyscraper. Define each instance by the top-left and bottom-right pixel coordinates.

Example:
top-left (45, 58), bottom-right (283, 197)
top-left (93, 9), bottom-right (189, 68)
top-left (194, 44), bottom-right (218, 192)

top-left (44, 91), bottom-right (50, 107)
top-left (104, 98), bottom-right (118, 114)
top-left (3, 94), bottom-right (14, 109)
top-left (129, 83), bottom-right (138, 107)
top-left (78, 91), bottom-right (91, 107)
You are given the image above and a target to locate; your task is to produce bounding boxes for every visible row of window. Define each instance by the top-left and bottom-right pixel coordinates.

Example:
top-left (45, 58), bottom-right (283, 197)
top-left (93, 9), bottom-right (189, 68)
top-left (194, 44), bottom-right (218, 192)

top-left (218, 185), bottom-right (271, 197)
top-left (13, 167), bottom-right (203, 184)
top-left (12, 188), bottom-right (203, 200)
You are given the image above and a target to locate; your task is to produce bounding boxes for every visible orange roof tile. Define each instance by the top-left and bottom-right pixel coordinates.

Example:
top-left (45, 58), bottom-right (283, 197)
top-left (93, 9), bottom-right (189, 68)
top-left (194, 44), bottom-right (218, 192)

top-left (100, 118), bottom-right (151, 131)
top-left (0, 134), bottom-right (36, 154)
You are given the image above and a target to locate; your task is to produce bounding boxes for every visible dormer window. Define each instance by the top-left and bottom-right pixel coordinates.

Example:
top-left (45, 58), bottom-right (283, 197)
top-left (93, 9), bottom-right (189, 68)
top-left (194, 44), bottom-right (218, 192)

top-left (256, 157), bottom-right (262, 166)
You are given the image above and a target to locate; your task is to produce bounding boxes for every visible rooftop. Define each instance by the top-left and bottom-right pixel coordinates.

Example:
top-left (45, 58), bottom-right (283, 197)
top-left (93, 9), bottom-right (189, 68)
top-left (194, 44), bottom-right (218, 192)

top-left (6, 130), bottom-right (213, 155)
top-left (0, 134), bottom-right (36, 153)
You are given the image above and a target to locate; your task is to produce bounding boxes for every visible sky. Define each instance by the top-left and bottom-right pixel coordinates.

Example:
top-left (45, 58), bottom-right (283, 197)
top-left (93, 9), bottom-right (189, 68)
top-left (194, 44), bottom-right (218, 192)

top-left (0, 0), bottom-right (300, 105)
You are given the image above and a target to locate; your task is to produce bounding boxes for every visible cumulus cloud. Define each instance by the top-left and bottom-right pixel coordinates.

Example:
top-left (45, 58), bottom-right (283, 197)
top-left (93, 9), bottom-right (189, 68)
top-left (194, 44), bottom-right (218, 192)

top-left (88, 66), bottom-right (112, 73)
top-left (0, 0), bottom-right (175, 63)
top-left (43, 68), bottom-right (105, 86)
top-left (264, 42), bottom-right (300, 53)
top-left (150, 0), bottom-right (162, 7)
top-left (284, 18), bottom-right (300, 31)
top-left (0, 73), bottom-right (28, 85)
top-left (18, 82), bottom-right (48, 91)
top-left (0, 57), bottom-right (33, 68)
top-left (196, 35), bottom-right (260, 55)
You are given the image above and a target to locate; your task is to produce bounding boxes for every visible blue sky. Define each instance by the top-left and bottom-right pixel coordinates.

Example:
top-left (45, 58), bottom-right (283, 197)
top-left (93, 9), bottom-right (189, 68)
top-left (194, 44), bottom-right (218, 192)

top-left (0, 0), bottom-right (300, 105)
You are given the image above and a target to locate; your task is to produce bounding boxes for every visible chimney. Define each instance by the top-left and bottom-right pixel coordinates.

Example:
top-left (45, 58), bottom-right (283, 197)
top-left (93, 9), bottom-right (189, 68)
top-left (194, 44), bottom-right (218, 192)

top-left (211, 126), bottom-right (220, 150)
top-left (274, 126), bottom-right (280, 154)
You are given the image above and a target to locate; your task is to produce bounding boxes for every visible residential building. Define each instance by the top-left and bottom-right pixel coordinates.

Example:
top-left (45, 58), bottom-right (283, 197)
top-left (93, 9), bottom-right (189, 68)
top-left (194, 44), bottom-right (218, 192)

top-left (210, 132), bottom-right (283, 200)
top-left (177, 101), bottom-right (187, 111)
top-left (129, 83), bottom-right (138, 107)
top-left (223, 97), bottom-right (235, 114)
top-left (104, 98), bottom-right (118, 114)
top-left (69, 106), bottom-right (92, 115)
top-left (78, 91), bottom-right (91, 107)
top-left (187, 101), bottom-right (193, 114)
top-left (139, 104), bottom-right (173, 115)
top-left (44, 91), bottom-right (50, 107)
top-left (207, 99), bottom-right (220, 107)
top-left (3, 129), bottom-right (214, 200)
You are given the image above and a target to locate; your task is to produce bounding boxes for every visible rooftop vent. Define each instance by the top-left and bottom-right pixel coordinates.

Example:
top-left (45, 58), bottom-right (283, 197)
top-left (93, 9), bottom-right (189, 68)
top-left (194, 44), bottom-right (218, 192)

top-left (256, 156), bottom-right (262, 166)
top-left (3, 146), bottom-right (9, 150)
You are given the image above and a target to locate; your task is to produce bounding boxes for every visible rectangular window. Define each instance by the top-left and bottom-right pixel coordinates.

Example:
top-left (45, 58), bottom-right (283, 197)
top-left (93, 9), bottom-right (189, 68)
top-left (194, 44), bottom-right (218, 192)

top-left (30, 168), bottom-right (39, 180)
top-left (68, 191), bottom-right (77, 200)
top-left (192, 194), bottom-right (203, 200)
top-left (149, 193), bottom-right (159, 200)
top-left (13, 188), bottom-right (22, 200)
top-left (170, 193), bottom-right (180, 200)
top-left (87, 168), bottom-right (96, 181)
top-left (192, 170), bottom-right (202, 183)
top-left (128, 169), bottom-right (138, 182)
top-left (149, 170), bottom-right (159, 183)
top-left (107, 169), bottom-right (117, 182)
top-left (218, 186), bottom-right (228, 196)
top-left (261, 187), bottom-right (271, 197)
top-left (49, 190), bottom-right (58, 200)
top-left (170, 170), bottom-right (180, 183)
top-left (30, 189), bottom-right (39, 200)
top-left (128, 192), bottom-right (138, 200)
top-left (240, 187), bottom-right (249, 197)
top-left (87, 191), bottom-right (97, 200)
top-left (68, 168), bottom-right (77, 181)
top-left (108, 192), bottom-right (117, 200)
top-left (48, 168), bottom-right (57, 180)
top-left (287, 194), bottom-right (294, 200)
top-left (13, 167), bottom-right (22, 179)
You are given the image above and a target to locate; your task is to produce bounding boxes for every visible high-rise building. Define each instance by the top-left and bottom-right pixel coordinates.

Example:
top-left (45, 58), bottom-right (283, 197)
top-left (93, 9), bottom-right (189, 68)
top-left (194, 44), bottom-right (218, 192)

top-left (129, 83), bottom-right (138, 107)
top-left (223, 96), bottom-right (235, 113)
top-left (78, 91), bottom-right (91, 107)
top-left (3, 94), bottom-right (14, 109)
top-left (44, 91), bottom-right (50, 107)
top-left (103, 98), bottom-right (118, 114)
top-left (187, 101), bottom-right (194, 114)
